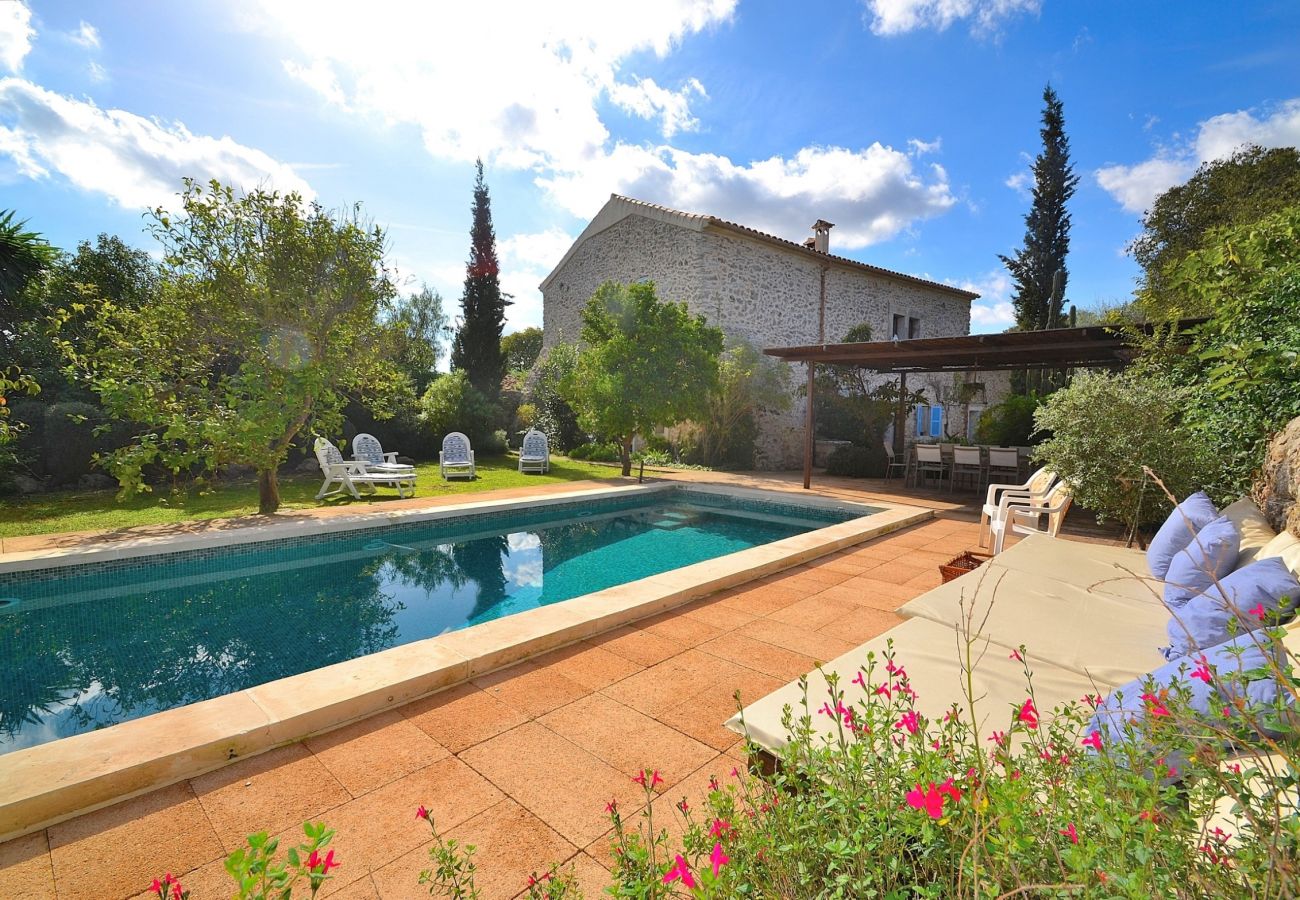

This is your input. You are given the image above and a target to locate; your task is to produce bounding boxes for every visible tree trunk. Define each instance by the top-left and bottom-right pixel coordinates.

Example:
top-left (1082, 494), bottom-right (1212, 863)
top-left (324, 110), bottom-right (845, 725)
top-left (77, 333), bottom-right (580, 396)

top-left (258, 468), bottom-right (281, 515)
top-left (620, 435), bottom-right (633, 477)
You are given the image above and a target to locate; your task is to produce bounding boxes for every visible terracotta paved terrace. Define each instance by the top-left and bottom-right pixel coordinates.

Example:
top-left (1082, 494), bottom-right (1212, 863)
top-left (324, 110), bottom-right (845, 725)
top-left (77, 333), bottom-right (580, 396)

top-left (0, 476), bottom-right (1119, 899)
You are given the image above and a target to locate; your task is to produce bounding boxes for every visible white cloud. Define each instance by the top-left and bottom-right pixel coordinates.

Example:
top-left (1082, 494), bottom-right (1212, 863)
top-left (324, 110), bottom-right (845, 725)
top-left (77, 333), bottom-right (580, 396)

top-left (500, 227), bottom-right (575, 271)
top-left (87, 60), bottom-right (107, 83)
top-left (70, 21), bottom-right (100, 49)
top-left (950, 271), bottom-right (1015, 332)
top-left (0, 77), bottom-right (313, 209)
top-left (0, 1), bottom-right (34, 72)
top-left (282, 58), bottom-right (348, 109)
top-left (249, 0), bottom-right (736, 172)
top-left (907, 137), bottom-right (941, 156)
top-left (539, 142), bottom-right (956, 250)
top-left (1004, 170), bottom-right (1031, 196)
top-left (608, 76), bottom-right (706, 138)
top-left (1095, 98), bottom-right (1300, 215)
top-left (864, 0), bottom-right (1041, 37)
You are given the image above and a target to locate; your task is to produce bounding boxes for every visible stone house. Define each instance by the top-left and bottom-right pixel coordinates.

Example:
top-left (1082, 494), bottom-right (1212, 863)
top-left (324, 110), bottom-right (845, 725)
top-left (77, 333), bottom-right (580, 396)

top-left (540, 194), bottom-right (983, 468)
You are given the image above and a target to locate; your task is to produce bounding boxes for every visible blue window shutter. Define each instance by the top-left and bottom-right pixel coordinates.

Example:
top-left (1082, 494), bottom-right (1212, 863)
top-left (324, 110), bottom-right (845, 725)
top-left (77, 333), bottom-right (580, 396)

top-left (931, 406), bottom-right (943, 437)
top-left (916, 406), bottom-right (926, 436)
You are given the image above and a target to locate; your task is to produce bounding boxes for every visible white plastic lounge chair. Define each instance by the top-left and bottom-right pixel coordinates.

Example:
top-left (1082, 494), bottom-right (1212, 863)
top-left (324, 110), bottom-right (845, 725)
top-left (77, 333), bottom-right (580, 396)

top-left (440, 432), bottom-right (476, 479)
top-left (990, 479), bottom-right (1074, 554)
top-left (979, 465), bottom-right (1057, 548)
top-left (352, 433), bottom-right (414, 473)
top-left (518, 428), bottom-right (550, 474)
top-left (314, 438), bottom-right (416, 500)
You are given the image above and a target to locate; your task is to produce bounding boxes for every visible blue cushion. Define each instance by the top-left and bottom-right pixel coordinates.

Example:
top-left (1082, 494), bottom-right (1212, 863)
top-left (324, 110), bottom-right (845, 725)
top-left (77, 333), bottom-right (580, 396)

top-left (1146, 491), bottom-right (1219, 580)
top-left (1163, 557), bottom-right (1300, 659)
top-left (1163, 515), bottom-right (1240, 608)
top-left (1089, 633), bottom-right (1291, 750)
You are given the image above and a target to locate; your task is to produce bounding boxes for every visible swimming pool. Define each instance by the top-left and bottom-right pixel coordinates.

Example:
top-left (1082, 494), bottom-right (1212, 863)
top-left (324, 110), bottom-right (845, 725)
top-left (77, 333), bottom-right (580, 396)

top-left (0, 487), bottom-right (874, 753)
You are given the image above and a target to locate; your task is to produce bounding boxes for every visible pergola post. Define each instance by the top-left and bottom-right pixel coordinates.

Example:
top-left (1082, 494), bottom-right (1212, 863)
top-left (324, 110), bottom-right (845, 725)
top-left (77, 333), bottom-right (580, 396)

top-left (803, 363), bottom-right (815, 489)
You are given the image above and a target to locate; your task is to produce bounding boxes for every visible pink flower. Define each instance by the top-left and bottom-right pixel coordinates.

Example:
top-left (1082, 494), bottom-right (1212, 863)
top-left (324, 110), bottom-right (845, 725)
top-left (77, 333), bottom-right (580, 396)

top-left (416, 805), bottom-right (430, 821)
top-left (1081, 731), bottom-right (1103, 751)
top-left (662, 854), bottom-right (696, 889)
top-left (605, 799), bottom-right (618, 815)
top-left (709, 841), bottom-right (730, 877)
top-left (709, 818), bottom-right (732, 838)
top-left (936, 777), bottom-right (962, 804)
top-left (634, 769), bottom-right (664, 789)
top-left (1009, 649), bottom-right (1023, 662)
top-left (708, 776), bottom-right (719, 792)
top-left (874, 684), bottom-right (892, 699)
top-left (527, 872), bottom-right (553, 886)
top-left (172, 885), bottom-right (183, 900)
top-left (1060, 822), bottom-right (1078, 844)
top-left (851, 671), bottom-right (866, 688)
top-left (677, 799), bottom-right (690, 814)
top-left (1017, 698), bottom-right (1039, 729)
top-left (1140, 692), bottom-right (1171, 717)
top-left (1249, 602), bottom-right (1267, 620)
top-left (905, 782), bottom-right (945, 820)
top-left (730, 766), bottom-right (741, 778)
top-left (895, 711), bottom-right (920, 734)
top-left (1190, 659), bottom-right (1212, 683)
top-left (1081, 693), bottom-right (1102, 708)
top-left (988, 730), bottom-right (1008, 747)
top-left (307, 849), bottom-right (338, 875)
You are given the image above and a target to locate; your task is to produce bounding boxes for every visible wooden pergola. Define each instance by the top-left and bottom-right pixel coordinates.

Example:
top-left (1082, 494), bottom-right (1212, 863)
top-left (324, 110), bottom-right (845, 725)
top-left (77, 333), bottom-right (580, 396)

top-left (764, 319), bottom-right (1208, 489)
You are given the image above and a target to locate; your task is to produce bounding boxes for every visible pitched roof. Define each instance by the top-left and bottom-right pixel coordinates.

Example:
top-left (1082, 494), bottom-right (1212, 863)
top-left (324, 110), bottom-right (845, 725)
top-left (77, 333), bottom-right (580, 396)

top-left (539, 193), bottom-right (979, 300)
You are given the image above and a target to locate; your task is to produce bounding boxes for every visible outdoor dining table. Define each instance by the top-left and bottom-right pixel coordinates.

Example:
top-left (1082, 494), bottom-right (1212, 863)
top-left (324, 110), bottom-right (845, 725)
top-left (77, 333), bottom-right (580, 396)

top-left (904, 443), bottom-right (1032, 489)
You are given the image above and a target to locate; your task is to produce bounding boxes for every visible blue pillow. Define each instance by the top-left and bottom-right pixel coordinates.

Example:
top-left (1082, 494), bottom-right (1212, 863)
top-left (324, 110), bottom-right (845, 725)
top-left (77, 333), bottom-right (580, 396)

top-left (1163, 557), bottom-right (1300, 659)
top-left (1163, 515), bottom-right (1240, 608)
top-left (1147, 491), bottom-right (1219, 580)
top-left (1089, 632), bottom-right (1291, 750)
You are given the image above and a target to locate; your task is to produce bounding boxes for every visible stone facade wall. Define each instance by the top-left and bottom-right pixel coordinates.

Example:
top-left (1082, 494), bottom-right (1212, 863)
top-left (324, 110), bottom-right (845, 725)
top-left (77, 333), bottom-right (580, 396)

top-left (541, 212), bottom-right (973, 469)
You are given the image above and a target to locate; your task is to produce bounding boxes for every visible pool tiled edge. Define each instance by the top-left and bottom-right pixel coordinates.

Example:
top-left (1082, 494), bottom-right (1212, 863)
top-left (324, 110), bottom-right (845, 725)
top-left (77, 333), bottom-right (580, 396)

top-left (0, 489), bottom-right (930, 842)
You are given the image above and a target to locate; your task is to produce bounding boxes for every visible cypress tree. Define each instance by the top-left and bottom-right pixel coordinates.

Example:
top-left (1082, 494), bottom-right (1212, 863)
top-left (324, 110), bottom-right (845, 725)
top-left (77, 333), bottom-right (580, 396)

top-left (451, 159), bottom-right (509, 398)
top-left (999, 85), bottom-right (1079, 333)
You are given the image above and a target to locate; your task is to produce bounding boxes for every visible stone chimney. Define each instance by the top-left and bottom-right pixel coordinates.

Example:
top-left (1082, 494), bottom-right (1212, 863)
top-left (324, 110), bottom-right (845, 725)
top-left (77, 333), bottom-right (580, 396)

top-left (811, 219), bottom-right (834, 254)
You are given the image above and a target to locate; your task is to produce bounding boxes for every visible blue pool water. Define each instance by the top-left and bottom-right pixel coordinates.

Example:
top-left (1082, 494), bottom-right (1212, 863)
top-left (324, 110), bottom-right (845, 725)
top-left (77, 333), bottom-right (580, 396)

top-left (0, 489), bottom-right (868, 752)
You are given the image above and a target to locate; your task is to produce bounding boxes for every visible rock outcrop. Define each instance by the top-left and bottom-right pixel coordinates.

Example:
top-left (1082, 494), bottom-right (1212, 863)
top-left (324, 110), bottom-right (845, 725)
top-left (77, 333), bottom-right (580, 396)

top-left (1254, 416), bottom-right (1300, 537)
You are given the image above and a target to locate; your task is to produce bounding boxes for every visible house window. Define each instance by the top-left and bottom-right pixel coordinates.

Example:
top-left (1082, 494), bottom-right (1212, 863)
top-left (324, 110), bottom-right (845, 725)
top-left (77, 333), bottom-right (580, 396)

top-left (908, 317), bottom-right (922, 339)
top-left (966, 404), bottom-right (985, 441)
top-left (916, 404), bottom-right (944, 438)
top-left (892, 314), bottom-right (907, 341)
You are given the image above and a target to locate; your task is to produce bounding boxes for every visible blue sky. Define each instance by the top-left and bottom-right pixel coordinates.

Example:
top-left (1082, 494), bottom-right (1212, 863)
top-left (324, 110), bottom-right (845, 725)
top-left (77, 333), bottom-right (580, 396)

top-left (3, 0), bottom-right (1298, 336)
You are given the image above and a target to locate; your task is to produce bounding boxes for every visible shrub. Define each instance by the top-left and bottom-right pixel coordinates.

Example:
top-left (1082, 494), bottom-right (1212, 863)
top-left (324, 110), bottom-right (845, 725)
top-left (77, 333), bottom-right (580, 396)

top-left (418, 371), bottom-right (501, 452)
top-left (824, 443), bottom-right (884, 477)
top-left (528, 344), bottom-right (584, 452)
top-left (1032, 370), bottom-right (1215, 530)
top-left (567, 441), bottom-right (620, 462)
top-left (693, 339), bottom-right (791, 470)
top-left (42, 401), bottom-right (117, 486)
top-left (975, 393), bottom-right (1041, 446)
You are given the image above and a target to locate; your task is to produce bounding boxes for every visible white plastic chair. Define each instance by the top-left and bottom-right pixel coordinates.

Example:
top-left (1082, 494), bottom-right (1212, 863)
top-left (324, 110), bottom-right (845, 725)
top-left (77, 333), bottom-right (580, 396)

top-left (882, 443), bottom-right (908, 481)
top-left (352, 433), bottom-right (414, 472)
top-left (314, 438), bottom-right (416, 500)
top-left (991, 480), bottom-right (1074, 554)
top-left (979, 466), bottom-right (1057, 548)
top-left (518, 428), bottom-right (550, 474)
top-left (440, 432), bottom-right (476, 479)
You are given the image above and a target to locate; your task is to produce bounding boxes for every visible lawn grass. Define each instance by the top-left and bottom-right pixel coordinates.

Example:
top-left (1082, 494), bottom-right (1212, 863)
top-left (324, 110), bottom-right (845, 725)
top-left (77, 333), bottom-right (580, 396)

top-left (0, 455), bottom-right (624, 538)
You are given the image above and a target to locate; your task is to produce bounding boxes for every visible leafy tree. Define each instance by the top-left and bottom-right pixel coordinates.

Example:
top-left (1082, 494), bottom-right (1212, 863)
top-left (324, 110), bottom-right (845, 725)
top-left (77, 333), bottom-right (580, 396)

top-left (418, 370), bottom-right (500, 451)
top-left (999, 86), bottom-right (1079, 334)
top-left (61, 179), bottom-right (403, 514)
top-left (527, 343), bottom-right (583, 452)
top-left (1133, 145), bottom-right (1300, 318)
top-left (815, 323), bottom-right (925, 459)
top-left (450, 160), bottom-right (510, 399)
top-left (501, 326), bottom-right (544, 372)
top-left (693, 338), bottom-right (791, 469)
top-left (975, 394), bottom-right (1041, 446)
top-left (1031, 370), bottom-right (1215, 532)
top-left (1138, 205), bottom-right (1300, 499)
top-left (0, 210), bottom-right (59, 364)
top-left (562, 281), bottom-right (723, 476)
top-left (387, 285), bottom-right (449, 395)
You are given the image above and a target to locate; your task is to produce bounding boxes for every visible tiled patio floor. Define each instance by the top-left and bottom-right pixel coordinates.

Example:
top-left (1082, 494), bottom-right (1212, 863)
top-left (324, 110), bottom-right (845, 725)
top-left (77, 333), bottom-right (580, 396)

top-left (0, 477), bottom-right (1121, 900)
